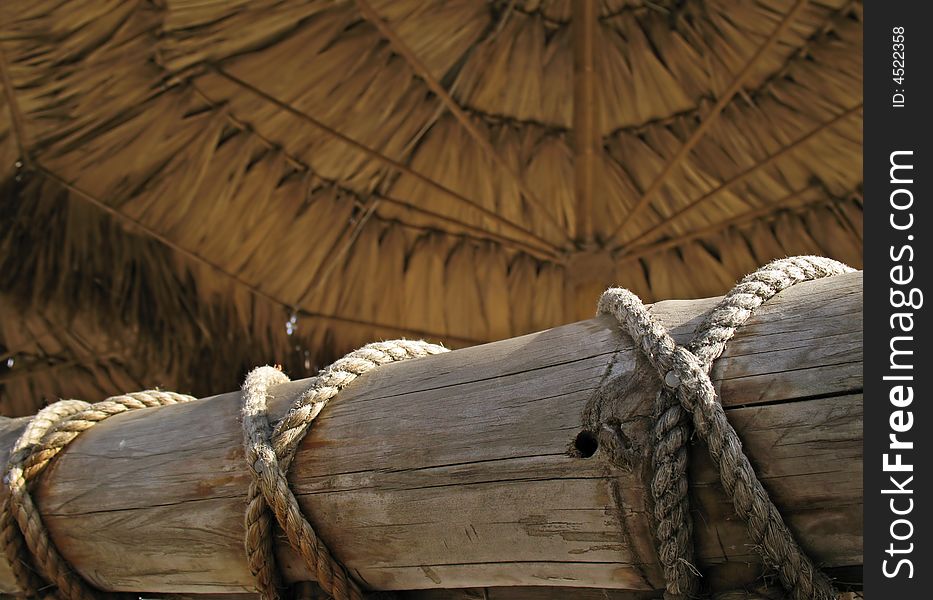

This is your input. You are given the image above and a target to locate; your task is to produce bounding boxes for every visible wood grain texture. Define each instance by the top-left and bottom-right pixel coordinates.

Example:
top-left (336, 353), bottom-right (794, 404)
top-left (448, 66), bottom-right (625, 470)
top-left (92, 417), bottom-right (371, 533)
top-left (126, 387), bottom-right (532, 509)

top-left (0, 272), bottom-right (862, 595)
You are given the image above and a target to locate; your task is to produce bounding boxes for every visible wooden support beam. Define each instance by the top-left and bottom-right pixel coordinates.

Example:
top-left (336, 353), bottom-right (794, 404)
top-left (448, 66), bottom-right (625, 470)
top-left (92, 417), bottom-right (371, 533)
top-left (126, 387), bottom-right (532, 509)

top-left (0, 272), bottom-right (862, 596)
top-left (572, 0), bottom-right (599, 244)
top-left (354, 0), bottom-right (573, 246)
top-left (608, 0), bottom-right (809, 246)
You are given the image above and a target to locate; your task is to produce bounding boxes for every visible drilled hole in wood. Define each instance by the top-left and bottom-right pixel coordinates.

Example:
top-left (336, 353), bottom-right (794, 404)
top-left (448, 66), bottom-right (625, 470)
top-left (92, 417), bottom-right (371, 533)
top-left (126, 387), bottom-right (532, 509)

top-left (573, 430), bottom-right (599, 458)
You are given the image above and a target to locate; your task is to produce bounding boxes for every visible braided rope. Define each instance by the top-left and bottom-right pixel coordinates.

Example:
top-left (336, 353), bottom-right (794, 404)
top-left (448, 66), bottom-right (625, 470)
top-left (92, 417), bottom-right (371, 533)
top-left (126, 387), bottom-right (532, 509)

top-left (598, 255), bottom-right (853, 600)
top-left (1, 391), bottom-right (197, 599)
top-left (240, 340), bottom-right (449, 600)
top-left (1, 400), bottom-right (90, 597)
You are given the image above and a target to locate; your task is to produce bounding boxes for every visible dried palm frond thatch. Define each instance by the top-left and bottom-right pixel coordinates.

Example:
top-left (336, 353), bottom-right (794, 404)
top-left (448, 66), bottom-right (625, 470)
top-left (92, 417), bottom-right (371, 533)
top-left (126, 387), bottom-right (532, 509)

top-left (0, 0), bottom-right (862, 416)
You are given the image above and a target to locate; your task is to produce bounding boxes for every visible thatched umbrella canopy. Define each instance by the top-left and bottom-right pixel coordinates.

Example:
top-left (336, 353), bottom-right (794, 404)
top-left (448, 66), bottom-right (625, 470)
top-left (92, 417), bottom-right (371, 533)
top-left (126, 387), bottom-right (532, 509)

top-left (0, 0), bottom-right (862, 417)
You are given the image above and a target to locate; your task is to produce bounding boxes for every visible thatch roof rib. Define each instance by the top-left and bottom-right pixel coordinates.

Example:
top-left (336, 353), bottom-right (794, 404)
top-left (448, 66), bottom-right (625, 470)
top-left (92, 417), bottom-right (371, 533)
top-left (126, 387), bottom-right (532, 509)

top-left (804, 203), bottom-right (862, 265)
top-left (0, 300), bottom-right (149, 416)
top-left (340, 1), bottom-right (852, 246)
top-left (140, 0), bottom-right (860, 248)
top-left (0, 163), bottom-right (864, 418)
top-left (616, 185), bottom-right (815, 261)
top-left (0, 177), bottom-right (204, 410)
top-left (131, 84), bottom-right (561, 261)
top-left (624, 195), bottom-right (858, 301)
top-left (387, 116), bottom-right (545, 243)
top-left (364, 0), bottom-right (493, 81)
top-left (629, 102), bottom-right (861, 245)
top-left (357, 0), bottom-right (571, 244)
top-left (158, 2), bottom-right (351, 74)
top-left (501, 0), bottom-right (650, 24)
top-left (206, 54), bottom-right (423, 192)
top-left (198, 70), bottom-right (560, 252)
top-left (370, 192), bottom-right (557, 259)
top-left (7, 5), bottom-right (163, 158)
top-left (3, 0), bottom-right (856, 164)
top-left (0, 0), bottom-right (862, 421)
top-left (605, 91), bottom-right (859, 246)
top-left (0, 49), bottom-right (28, 165)
top-left (453, 0), bottom-right (847, 134)
top-left (608, 0), bottom-right (810, 242)
top-left (459, 0), bottom-right (855, 137)
top-left (28, 166), bottom-right (477, 347)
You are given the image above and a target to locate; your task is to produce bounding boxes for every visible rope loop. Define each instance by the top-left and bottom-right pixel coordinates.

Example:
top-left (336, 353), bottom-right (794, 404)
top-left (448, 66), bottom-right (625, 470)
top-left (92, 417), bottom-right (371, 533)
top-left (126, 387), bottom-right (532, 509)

top-left (240, 340), bottom-right (448, 600)
top-left (1, 391), bottom-right (197, 599)
top-left (598, 255), bottom-right (854, 600)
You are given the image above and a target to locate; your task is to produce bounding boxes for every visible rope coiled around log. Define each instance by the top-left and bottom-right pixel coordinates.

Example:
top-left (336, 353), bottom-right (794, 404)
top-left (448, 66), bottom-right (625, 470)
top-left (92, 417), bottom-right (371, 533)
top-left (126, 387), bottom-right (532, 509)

top-left (0, 256), bottom-right (852, 600)
top-left (1, 391), bottom-right (197, 600)
top-left (240, 340), bottom-right (449, 600)
top-left (598, 255), bottom-right (853, 600)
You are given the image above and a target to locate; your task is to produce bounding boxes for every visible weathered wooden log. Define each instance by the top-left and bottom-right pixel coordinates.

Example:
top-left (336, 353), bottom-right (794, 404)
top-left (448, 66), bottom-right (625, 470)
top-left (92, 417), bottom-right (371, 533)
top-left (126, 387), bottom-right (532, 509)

top-left (0, 272), bottom-right (863, 597)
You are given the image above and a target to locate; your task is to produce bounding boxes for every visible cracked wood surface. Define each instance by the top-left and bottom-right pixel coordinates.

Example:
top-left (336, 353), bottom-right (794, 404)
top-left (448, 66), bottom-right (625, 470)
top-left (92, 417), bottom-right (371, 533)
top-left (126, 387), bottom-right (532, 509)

top-left (0, 272), bottom-right (862, 596)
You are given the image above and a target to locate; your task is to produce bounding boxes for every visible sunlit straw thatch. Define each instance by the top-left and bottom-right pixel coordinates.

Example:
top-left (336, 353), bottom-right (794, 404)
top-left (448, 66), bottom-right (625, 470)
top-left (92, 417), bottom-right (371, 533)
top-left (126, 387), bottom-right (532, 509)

top-left (0, 0), bottom-right (862, 416)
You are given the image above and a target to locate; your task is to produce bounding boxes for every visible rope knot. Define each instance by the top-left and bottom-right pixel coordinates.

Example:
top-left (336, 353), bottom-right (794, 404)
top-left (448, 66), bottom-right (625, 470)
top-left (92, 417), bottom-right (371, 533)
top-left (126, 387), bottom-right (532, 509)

top-left (240, 339), bottom-right (448, 600)
top-left (2, 392), bottom-right (198, 599)
top-left (598, 255), bottom-right (853, 600)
